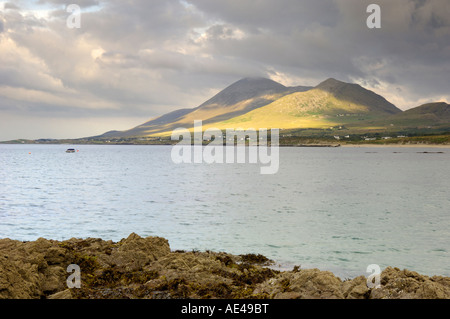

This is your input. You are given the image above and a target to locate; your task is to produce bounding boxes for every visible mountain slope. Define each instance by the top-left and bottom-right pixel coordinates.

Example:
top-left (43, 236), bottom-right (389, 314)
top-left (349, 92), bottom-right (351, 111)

top-left (101, 77), bottom-right (312, 137)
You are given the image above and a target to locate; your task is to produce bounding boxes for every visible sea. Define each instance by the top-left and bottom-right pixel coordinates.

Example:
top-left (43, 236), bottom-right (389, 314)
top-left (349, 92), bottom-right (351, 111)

top-left (0, 144), bottom-right (449, 278)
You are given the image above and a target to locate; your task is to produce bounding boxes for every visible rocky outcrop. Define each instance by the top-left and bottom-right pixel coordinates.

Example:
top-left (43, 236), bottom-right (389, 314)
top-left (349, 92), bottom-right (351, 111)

top-left (253, 269), bottom-right (348, 299)
top-left (0, 234), bottom-right (449, 299)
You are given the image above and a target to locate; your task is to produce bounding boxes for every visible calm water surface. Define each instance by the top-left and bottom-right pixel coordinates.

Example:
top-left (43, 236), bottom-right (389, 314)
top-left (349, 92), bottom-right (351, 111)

top-left (0, 144), bottom-right (449, 278)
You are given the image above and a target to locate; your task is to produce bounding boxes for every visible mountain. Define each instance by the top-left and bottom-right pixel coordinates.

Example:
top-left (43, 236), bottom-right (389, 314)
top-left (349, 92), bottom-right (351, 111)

top-left (99, 77), bottom-right (312, 138)
top-left (382, 102), bottom-right (450, 128)
top-left (209, 78), bottom-right (402, 131)
top-left (93, 77), bottom-right (449, 139)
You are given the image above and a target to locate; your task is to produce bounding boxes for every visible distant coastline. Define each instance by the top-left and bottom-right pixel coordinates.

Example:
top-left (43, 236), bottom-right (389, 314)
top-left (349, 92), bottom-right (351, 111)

top-left (1, 133), bottom-right (450, 147)
top-left (2, 142), bottom-right (449, 148)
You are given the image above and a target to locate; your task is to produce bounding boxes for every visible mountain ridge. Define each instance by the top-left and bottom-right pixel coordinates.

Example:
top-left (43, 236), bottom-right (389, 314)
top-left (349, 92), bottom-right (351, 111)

top-left (94, 77), bottom-right (448, 138)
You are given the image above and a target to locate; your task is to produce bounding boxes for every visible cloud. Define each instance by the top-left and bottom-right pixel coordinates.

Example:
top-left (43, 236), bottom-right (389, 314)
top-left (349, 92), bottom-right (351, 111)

top-left (188, 0), bottom-right (450, 88)
top-left (0, 0), bottom-right (449, 140)
top-left (36, 0), bottom-right (100, 7)
top-left (3, 2), bottom-right (20, 10)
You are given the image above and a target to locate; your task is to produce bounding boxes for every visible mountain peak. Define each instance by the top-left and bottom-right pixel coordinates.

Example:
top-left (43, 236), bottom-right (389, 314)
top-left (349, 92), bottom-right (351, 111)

top-left (230, 76), bottom-right (287, 90)
top-left (320, 77), bottom-right (341, 84)
top-left (199, 77), bottom-right (287, 108)
top-left (316, 78), bottom-right (347, 90)
top-left (240, 76), bottom-right (273, 81)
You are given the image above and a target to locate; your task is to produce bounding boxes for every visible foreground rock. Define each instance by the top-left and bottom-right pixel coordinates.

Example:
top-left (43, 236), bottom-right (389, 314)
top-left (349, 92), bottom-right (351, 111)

top-left (0, 234), bottom-right (449, 299)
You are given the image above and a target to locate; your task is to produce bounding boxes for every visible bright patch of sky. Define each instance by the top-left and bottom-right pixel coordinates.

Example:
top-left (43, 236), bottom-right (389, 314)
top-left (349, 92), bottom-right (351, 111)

top-left (1, 0), bottom-right (103, 17)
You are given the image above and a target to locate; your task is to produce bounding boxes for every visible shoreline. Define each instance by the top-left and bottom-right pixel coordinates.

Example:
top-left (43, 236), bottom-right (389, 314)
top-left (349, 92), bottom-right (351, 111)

top-left (1, 141), bottom-right (450, 148)
top-left (340, 143), bottom-right (450, 148)
top-left (1, 233), bottom-right (449, 299)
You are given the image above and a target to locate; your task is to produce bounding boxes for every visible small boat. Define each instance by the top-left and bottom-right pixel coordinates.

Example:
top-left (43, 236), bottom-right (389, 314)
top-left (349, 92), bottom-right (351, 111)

top-left (66, 148), bottom-right (76, 153)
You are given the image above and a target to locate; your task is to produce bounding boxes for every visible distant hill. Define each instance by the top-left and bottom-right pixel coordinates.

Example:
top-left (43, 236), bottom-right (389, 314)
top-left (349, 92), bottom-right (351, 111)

top-left (396, 102), bottom-right (449, 120)
top-left (382, 102), bottom-right (450, 128)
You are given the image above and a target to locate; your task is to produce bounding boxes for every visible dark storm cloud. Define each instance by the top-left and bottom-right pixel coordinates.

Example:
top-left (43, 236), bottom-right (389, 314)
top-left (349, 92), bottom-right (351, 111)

top-left (188, 0), bottom-right (450, 94)
top-left (189, 0), bottom-right (341, 32)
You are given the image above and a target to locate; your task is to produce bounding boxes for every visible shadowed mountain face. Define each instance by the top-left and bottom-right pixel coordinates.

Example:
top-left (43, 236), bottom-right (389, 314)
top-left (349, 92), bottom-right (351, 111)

top-left (99, 77), bottom-right (312, 137)
top-left (200, 77), bottom-right (289, 107)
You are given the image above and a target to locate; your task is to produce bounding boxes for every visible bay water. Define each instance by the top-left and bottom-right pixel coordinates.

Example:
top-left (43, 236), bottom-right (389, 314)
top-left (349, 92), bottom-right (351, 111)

top-left (0, 144), bottom-right (448, 278)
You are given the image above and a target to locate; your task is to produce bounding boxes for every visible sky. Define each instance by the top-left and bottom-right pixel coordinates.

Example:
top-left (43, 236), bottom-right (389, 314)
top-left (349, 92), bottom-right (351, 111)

top-left (0, 0), bottom-right (449, 140)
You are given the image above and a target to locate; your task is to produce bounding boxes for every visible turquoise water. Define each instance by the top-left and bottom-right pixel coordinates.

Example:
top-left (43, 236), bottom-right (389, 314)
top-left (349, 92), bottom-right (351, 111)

top-left (0, 144), bottom-right (449, 278)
